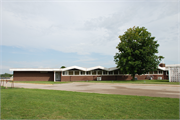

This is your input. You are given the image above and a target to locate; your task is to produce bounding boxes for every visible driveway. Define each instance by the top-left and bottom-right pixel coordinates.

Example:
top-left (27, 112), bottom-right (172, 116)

top-left (5, 82), bottom-right (180, 98)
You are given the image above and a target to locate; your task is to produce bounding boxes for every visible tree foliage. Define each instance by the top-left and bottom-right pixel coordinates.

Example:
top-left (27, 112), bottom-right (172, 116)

top-left (114, 26), bottom-right (164, 80)
top-left (60, 66), bottom-right (66, 68)
top-left (0, 73), bottom-right (13, 77)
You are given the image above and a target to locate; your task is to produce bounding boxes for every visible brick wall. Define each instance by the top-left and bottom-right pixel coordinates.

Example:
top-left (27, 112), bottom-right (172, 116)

top-left (13, 71), bottom-right (166, 81)
top-left (61, 74), bottom-right (165, 81)
top-left (61, 76), bottom-right (96, 82)
top-left (14, 71), bottom-right (54, 81)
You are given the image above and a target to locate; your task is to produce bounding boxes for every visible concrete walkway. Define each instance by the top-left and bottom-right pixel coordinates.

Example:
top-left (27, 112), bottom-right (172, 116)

top-left (5, 82), bottom-right (180, 98)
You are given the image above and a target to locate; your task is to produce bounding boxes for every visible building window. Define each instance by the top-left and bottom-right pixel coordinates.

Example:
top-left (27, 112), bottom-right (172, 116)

top-left (159, 70), bottom-right (163, 74)
top-left (154, 71), bottom-right (158, 74)
top-left (166, 71), bottom-right (169, 75)
top-left (75, 71), bottom-right (79, 75)
top-left (81, 71), bottom-right (85, 75)
top-left (114, 70), bottom-right (118, 75)
top-left (109, 71), bottom-right (113, 75)
top-left (103, 70), bottom-right (107, 75)
top-left (149, 71), bottom-right (153, 74)
top-left (86, 71), bottom-right (91, 75)
top-left (92, 70), bottom-right (96, 75)
top-left (97, 70), bottom-right (102, 75)
top-left (63, 71), bottom-right (68, 75)
top-left (69, 71), bottom-right (73, 75)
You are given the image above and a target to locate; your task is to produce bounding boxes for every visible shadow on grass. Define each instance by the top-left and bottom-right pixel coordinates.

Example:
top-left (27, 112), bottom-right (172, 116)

top-left (150, 80), bottom-right (169, 82)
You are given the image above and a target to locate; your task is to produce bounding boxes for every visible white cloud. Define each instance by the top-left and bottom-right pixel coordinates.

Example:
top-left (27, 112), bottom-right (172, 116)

top-left (1, 0), bottom-right (180, 65)
top-left (73, 56), bottom-right (96, 63)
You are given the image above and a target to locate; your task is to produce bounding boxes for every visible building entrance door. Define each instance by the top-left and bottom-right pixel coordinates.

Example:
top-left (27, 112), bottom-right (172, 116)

top-left (56, 72), bottom-right (61, 81)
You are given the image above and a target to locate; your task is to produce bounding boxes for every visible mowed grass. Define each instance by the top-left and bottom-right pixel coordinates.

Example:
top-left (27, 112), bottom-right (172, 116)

top-left (1, 87), bottom-right (179, 119)
top-left (13, 80), bottom-right (180, 85)
top-left (79, 80), bottom-right (180, 85)
top-left (14, 81), bottom-right (69, 84)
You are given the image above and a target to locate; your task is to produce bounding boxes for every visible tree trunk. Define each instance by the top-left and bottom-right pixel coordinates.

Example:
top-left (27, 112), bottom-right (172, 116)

top-left (132, 74), bottom-right (135, 81)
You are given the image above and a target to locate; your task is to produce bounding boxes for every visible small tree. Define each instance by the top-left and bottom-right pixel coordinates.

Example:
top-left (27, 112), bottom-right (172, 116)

top-left (114, 26), bottom-right (164, 80)
top-left (60, 66), bottom-right (66, 68)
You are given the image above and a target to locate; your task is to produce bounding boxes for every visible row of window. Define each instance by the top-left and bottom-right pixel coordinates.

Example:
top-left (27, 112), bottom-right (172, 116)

top-left (62, 70), bottom-right (164, 76)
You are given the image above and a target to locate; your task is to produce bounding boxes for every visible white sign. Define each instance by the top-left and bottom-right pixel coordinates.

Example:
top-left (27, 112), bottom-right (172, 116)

top-left (169, 67), bottom-right (180, 82)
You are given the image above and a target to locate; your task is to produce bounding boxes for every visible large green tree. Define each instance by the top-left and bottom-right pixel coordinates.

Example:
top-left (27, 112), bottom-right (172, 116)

top-left (114, 26), bottom-right (164, 80)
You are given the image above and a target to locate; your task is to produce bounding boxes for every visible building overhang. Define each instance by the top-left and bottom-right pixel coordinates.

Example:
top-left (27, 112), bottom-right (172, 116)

top-left (9, 68), bottom-right (61, 72)
top-left (157, 66), bottom-right (166, 71)
top-left (61, 66), bottom-right (87, 71)
top-left (10, 64), bottom-right (179, 72)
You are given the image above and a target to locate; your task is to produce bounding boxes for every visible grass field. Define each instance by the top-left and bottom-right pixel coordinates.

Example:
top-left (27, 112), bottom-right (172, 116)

top-left (79, 80), bottom-right (180, 85)
top-left (1, 87), bottom-right (179, 119)
top-left (13, 80), bottom-right (180, 85)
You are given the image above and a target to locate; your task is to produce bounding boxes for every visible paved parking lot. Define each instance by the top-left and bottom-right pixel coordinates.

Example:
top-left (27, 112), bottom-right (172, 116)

top-left (5, 82), bottom-right (180, 98)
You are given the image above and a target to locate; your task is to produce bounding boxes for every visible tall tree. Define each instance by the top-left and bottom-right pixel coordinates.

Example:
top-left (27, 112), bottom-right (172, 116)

top-left (114, 26), bottom-right (164, 80)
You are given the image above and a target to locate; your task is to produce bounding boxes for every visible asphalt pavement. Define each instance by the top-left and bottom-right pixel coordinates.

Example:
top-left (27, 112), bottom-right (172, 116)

top-left (4, 82), bottom-right (180, 98)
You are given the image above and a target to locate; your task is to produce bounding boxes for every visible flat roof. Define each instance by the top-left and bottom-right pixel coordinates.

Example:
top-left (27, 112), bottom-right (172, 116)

top-left (166, 64), bottom-right (180, 67)
top-left (9, 68), bottom-right (61, 71)
top-left (9, 64), bottom-right (177, 72)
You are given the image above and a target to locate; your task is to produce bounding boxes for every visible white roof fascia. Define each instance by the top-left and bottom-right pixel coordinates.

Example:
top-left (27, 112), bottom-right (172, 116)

top-left (157, 64), bottom-right (180, 71)
top-left (165, 64), bottom-right (180, 68)
top-left (11, 64), bottom-right (179, 72)
top-left (86, 66), bottom-right (108, 71)
top-left (157, 66), bottom-right (166, 71)
top-left (53, 69), bottom-right (62, 71)
top-left (108, 67), bottom-right (119, 71)
top-left (61, 66), bottom-right (86, 71)
top-left (9, 68), bottom-right (61, 71)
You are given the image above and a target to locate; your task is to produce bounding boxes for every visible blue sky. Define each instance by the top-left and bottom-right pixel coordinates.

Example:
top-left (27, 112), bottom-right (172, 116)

top-left (0, 0), bottom-right (180, 74)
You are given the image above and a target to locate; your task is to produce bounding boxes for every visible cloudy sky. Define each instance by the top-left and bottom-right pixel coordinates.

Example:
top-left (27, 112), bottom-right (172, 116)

top-left (0, 0), bottom-right (179, 74)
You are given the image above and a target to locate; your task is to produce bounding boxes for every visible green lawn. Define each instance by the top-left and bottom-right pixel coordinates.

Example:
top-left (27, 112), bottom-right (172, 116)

top-left (79, 80), bottom-right (180, 85)
top-left (1, 87), bottom-right (179, 119)
top-left (14, 81), bottom-right (70, 84)
top-left (13, 80), bottom-right (180, 85)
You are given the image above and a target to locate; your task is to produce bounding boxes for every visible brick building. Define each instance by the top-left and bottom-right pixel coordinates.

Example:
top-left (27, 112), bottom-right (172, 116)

top-left (9, 63), bottom-right (177, 82)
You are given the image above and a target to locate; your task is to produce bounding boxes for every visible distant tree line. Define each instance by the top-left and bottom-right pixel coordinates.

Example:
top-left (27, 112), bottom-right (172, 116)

top-left (0, 73), bottom-right (13, 77)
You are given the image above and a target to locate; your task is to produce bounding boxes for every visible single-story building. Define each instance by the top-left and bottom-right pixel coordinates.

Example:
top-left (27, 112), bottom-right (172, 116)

top-left (9, 63), bottom-right (180, 82)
